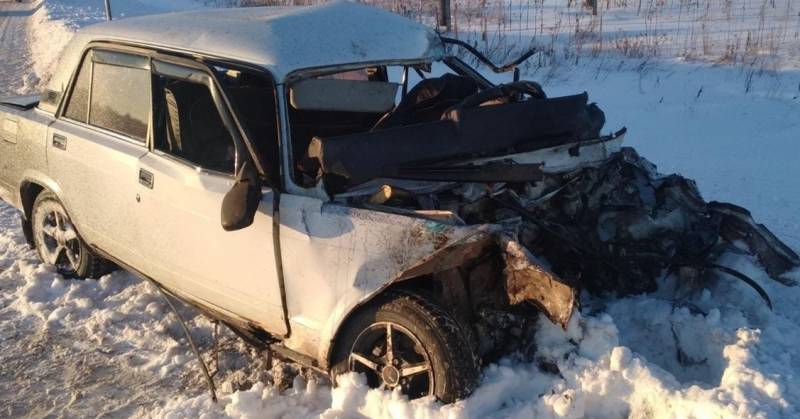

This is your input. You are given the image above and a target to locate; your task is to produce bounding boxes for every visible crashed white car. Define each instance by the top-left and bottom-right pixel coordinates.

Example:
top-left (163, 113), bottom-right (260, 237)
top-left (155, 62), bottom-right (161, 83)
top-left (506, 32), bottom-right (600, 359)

top-left (1, 1), bottom-right (796, 402)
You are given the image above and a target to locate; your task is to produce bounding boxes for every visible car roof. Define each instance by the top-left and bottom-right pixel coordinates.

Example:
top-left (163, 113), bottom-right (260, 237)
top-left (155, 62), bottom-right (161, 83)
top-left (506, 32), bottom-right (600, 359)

top-left (78, 1), bottom-right (444, 82)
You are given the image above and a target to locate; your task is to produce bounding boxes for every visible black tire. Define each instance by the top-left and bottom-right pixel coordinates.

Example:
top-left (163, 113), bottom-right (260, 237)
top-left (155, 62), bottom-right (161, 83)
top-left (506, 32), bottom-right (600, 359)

top-left (31, 192), bottom-right (114, 279)
top-left (331, 289), bottom-right (480, 403)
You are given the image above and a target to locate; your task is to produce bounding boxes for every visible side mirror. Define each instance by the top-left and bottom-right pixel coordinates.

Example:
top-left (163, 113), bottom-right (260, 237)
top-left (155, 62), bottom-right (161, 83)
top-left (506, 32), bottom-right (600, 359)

top-left (221, 161), bottom-right (262, 231)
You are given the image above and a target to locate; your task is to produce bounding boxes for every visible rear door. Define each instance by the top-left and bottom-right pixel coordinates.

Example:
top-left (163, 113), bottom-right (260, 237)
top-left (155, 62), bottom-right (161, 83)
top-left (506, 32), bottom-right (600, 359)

top-left (134, 59), bottom-right (286, 334)
top-left (47, 49), bottom-right (151, 262)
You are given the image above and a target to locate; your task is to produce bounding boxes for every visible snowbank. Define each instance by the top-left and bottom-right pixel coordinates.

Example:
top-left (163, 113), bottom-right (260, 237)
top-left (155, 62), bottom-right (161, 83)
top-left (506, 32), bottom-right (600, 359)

top-left (25, 1), bottom-right (73, 90)
top-left (146, 260), bottom-right (799, 418)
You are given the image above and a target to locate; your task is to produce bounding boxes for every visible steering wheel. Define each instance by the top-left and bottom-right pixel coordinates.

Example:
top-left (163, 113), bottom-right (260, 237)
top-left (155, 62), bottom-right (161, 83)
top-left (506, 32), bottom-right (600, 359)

top-left (452, 81), bottom-right (547, 110)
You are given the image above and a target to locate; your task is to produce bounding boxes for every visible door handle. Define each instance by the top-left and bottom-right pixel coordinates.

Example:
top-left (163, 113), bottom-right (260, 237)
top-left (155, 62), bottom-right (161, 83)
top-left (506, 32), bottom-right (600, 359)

top-left (52, 134), bottom-right (67, 150)
top-left (138, 169), bottom-right (154, 189)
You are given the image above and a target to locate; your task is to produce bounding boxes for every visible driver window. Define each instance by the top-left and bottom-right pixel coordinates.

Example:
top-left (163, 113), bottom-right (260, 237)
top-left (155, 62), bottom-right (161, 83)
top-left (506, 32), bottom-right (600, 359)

top-left (212, 67), bottom-right (281, 183)
top-left (153, 75), bottom-right (235, 174)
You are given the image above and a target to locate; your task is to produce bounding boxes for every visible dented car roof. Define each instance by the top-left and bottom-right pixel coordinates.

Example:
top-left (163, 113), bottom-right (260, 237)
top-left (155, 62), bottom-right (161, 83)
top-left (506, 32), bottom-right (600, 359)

top-left (41, 1), bottom-right (444, 113)
top-left (80, 1), bottom-right (443, 81)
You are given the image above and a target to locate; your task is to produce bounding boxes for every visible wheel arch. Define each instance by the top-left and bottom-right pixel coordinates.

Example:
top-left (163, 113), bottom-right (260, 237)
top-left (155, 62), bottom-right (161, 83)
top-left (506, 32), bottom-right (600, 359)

top-left (18, 174), bottom-right (63, 246)
top-left (324, 277), bottom-right (431, 369)
top-left (321, 232), bottom-right (494, 371)
top-left (19, 172), bottom-right (64, 217)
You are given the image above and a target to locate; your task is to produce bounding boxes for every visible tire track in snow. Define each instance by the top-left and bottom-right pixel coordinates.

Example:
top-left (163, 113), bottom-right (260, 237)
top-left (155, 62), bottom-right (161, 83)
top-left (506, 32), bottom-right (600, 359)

top-left (0, 200), bottom-right (222, 417)
top-left (0, 1), bottom-right (38, 95)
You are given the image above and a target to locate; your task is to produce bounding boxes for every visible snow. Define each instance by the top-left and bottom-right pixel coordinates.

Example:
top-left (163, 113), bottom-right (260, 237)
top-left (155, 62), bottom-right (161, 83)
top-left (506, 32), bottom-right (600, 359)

top-left (1, 0), bottom-right (800, 418)
top-left (536, 62), bottom-right (800, 251)
top-left (26, 0), bottom-right (217, 90)
top-left (444, 0), bottom-right (800, 70)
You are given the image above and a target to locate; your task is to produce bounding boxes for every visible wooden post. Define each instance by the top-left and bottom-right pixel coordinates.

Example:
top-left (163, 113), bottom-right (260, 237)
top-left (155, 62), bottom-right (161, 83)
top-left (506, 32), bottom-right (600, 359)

top-left (584, 0), bottom-right (597, 16)
top-left (438, 0), bottom-right (451, 30)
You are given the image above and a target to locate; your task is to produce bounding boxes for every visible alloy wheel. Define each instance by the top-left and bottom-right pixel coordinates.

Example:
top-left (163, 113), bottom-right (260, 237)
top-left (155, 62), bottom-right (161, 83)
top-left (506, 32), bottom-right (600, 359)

top-left (37, 206), bottom-right (82, 275)
top-left (348, 321), bottom-right (434, 398)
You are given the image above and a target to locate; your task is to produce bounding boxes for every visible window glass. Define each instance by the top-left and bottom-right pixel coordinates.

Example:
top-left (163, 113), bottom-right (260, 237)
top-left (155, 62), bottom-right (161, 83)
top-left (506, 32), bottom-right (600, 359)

top-left (63, 57), bottom-right (91, 123)
top-left (89, 62), bottom-right (151, 140)
top-left (153, 75), bottom-right (235, 174)
top-left (214, 67), bottom-right (280, 181)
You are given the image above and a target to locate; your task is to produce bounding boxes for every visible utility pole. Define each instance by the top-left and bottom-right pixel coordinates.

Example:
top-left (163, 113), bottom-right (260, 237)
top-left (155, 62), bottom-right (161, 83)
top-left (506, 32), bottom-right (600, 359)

top-left (438, 0), bottom-right (451, 30)
top-left (104, 0), bottom-right (112, 21)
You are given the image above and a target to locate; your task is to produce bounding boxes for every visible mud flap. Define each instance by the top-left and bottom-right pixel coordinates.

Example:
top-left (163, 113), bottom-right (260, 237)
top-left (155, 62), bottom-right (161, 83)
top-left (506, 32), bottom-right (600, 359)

top-left (498, 234), bottom-right (577, 329)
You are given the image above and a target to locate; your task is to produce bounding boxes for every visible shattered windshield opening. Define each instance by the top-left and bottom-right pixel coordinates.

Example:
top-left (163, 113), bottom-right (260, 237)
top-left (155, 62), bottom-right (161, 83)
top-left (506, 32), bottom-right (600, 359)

top-left (298, 64), bottom-right (606, 194)
top-left (288, 62), bottom-right (445, 188)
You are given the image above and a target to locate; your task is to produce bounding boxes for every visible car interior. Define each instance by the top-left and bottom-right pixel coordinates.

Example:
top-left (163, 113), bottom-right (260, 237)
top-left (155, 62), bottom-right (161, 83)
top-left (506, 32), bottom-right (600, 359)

top-left (154, 77), bottom-right (236, 174)
top-left (289, 66), bottom-right (482, 187)
top-left (215, 68), bottom-right (281, 182)
top-left (290, 63), bottom-right (606, 193)
top-left (152, 67), bottom-right (281, 180)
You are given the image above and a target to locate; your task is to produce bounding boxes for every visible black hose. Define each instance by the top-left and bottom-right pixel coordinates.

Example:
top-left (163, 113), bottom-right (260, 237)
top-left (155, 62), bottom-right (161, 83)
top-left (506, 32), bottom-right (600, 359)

top-left (440, 37), bottom-right (537, 73)
top-left (156, 286), bottom-right (218, 402)
top-left (708, 263), bottom-right (773, 310)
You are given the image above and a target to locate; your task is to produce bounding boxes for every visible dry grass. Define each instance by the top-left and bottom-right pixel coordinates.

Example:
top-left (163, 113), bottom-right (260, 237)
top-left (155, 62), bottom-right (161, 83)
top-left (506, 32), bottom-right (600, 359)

top-left (236, 0), bottom-right (800, 86)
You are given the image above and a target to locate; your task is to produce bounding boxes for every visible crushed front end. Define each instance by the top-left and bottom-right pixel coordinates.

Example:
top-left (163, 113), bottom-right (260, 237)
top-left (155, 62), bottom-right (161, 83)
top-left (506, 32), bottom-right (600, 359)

top-left (300, 75), bottom-right (799, 360)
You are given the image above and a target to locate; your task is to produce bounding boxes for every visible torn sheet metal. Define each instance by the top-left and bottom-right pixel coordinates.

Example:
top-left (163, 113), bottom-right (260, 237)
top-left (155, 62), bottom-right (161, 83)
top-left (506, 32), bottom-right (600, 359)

top-left (298, 72), bottom-right (797, 358)
top-left (500, 147), bottom-right (799, 300)
top-left (475, 129), bottom-right (626, 174)
top-left (499, 234), bottom-right (577, 329)
top-left (711, 202), bottom-right (800, 285)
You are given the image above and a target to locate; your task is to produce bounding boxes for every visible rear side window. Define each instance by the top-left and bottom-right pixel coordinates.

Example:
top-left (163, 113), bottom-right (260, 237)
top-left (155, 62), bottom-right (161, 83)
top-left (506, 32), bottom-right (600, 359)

top-left (89, 63), bottom-right (150, 140)
top-left (62, 50), bottom-right (151, 142)
top-left (63, 60), bottom-right (90, 122)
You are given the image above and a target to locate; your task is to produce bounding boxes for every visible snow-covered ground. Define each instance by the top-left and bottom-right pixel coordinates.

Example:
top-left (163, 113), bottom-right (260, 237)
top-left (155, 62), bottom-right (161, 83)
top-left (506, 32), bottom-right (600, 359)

top-left (1, 0), bottom-right (799, 417)
top-left (0, 1), bottom-right (35, 94)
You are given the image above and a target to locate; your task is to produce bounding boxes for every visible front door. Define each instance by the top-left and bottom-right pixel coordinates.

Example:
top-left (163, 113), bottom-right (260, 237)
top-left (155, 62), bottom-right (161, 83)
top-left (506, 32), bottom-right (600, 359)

top-left (134, 60), bottom-right (286, 334)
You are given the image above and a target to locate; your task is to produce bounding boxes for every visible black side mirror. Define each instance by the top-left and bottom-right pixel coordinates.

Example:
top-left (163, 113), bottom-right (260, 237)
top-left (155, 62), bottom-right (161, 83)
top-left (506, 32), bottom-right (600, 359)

top-left (221, 161), bottom-right (262, 231)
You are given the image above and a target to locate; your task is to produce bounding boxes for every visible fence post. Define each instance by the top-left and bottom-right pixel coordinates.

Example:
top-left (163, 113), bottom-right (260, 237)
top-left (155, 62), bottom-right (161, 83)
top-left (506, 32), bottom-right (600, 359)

top-left (438, 0), bottom-right (451, 30)
top-left (584, 0), bottom-right (598, 16)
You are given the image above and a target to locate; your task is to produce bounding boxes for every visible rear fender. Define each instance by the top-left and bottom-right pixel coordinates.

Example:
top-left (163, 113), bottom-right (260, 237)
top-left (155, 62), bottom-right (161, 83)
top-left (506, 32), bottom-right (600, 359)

top-left (19, 171), bottom-right (64, 215)
top-left (18, 172), bottom-right (65, 246)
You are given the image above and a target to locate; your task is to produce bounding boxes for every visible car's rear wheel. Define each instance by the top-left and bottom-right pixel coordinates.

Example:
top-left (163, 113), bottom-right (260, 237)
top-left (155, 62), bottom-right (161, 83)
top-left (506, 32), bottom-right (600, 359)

top-left (31, 192), bottom-right (111, 278)
top-left (331, 290), bottom-right (480, 403)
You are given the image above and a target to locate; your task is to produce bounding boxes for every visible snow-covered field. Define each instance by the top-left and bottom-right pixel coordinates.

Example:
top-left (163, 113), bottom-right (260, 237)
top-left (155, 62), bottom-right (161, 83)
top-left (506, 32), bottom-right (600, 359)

top-left (1, 0), bottom-right (799, 417)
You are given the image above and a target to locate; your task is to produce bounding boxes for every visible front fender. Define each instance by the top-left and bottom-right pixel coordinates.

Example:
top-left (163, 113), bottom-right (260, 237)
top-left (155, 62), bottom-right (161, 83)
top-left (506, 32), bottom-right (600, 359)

top-left (278, 194), bottom-right (577, 369)
top-left (278, 194), bottom-right (494, 367)
top-left (317, 218), bottom-right (494, 368)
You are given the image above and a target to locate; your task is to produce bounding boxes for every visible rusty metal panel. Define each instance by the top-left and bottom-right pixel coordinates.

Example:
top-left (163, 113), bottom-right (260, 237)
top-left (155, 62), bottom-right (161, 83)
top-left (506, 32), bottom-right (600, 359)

top-left (500, 235), bottom-right (576, 329)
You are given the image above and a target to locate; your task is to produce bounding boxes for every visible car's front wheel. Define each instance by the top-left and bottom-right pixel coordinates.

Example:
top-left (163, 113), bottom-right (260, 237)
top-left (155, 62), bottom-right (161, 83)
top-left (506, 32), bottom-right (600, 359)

top-left (31, 192), bottom-right (111, 278)
top-left (331, 290), bottom-right (480, 403)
